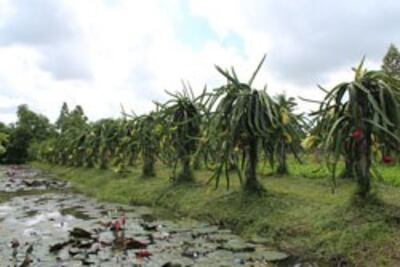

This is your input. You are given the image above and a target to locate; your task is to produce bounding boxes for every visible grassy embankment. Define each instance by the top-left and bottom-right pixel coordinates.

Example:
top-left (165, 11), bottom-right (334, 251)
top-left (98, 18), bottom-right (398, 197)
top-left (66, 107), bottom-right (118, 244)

top-left (32, 159), bottom-right (400, 266)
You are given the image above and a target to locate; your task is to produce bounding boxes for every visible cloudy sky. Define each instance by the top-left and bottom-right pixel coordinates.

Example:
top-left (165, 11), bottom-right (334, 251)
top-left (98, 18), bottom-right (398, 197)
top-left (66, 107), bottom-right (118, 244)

top-left (0, 0), bottom-right (398, 123)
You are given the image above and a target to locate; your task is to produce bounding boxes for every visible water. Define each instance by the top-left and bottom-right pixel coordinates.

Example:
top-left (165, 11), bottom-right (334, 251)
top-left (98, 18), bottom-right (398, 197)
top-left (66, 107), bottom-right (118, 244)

top-left (0, 166), bottom-right (311, 267)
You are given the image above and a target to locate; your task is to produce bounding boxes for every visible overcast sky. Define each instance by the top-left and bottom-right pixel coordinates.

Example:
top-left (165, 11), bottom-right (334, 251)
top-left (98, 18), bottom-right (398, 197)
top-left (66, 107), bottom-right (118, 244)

top-left (0, 0), bottom-right (399, 123)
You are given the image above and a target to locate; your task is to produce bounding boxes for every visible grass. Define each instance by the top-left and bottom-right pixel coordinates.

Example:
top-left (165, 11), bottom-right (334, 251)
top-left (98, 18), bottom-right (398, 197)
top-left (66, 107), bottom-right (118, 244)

top-left (31, 160), bottom-right (400, 266)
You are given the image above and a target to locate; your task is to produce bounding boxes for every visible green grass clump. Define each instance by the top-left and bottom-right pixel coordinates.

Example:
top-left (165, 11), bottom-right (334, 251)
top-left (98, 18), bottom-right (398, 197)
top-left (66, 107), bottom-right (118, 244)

top-left (32, 161), bottom-right (400, 266)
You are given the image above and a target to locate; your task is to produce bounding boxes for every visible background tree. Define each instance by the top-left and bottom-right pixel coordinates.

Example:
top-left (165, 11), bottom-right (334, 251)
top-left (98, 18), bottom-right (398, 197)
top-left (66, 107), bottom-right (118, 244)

top-left (3, 105), bottom-right (54, 163)
top-left (67, 105), bottom-right (88, 129)
top-left (0, 122), bottom-right (9, 157)
top-left (16, 104), bottom-right (55, 141)
top-left (382, 44), bottom-right (400, 78)
top-left (56, 102), bottom-right (70, 133)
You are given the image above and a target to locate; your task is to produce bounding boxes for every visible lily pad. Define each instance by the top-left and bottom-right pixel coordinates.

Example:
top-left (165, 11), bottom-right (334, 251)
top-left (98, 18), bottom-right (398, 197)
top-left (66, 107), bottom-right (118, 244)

top-left (220, 239), bottom-right (256, 252)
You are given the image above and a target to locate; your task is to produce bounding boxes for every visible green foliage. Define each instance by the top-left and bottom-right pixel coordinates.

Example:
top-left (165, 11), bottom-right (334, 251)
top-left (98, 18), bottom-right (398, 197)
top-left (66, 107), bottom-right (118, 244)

top-left (63, 105), bottom-right (88, 130)
top-left (55, 102), bottom-right (70, 132)
top-left (157, 85), bottom-right (206, 182)
top-left (0, 122), bottom-right (9, 156)
top-left (2, 105), bottom-right (54, 163)
top-left (133, 112), bottom-right (161, 177)
top-left (273, 94), bottom-right (305, 175)
top-left (207, 55), bottom-right (279, 192)
top-left (33, 104), bottom-right (90, 167)
top-left (16, 104), bottom-right (55, 142)
top-left (309, 59), bottom-right (400, 197)
top-left (0, 132), bottom-right (9, 156)
top-left (382, 44), bottom-right (400, 78)
top-left (33, 103), bottom-right (161, 176)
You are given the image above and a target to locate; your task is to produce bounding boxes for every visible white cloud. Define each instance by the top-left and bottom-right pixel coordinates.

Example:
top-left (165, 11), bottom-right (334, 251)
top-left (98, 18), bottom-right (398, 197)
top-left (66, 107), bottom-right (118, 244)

top-left (0, 0), bottom-right (398, 123)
